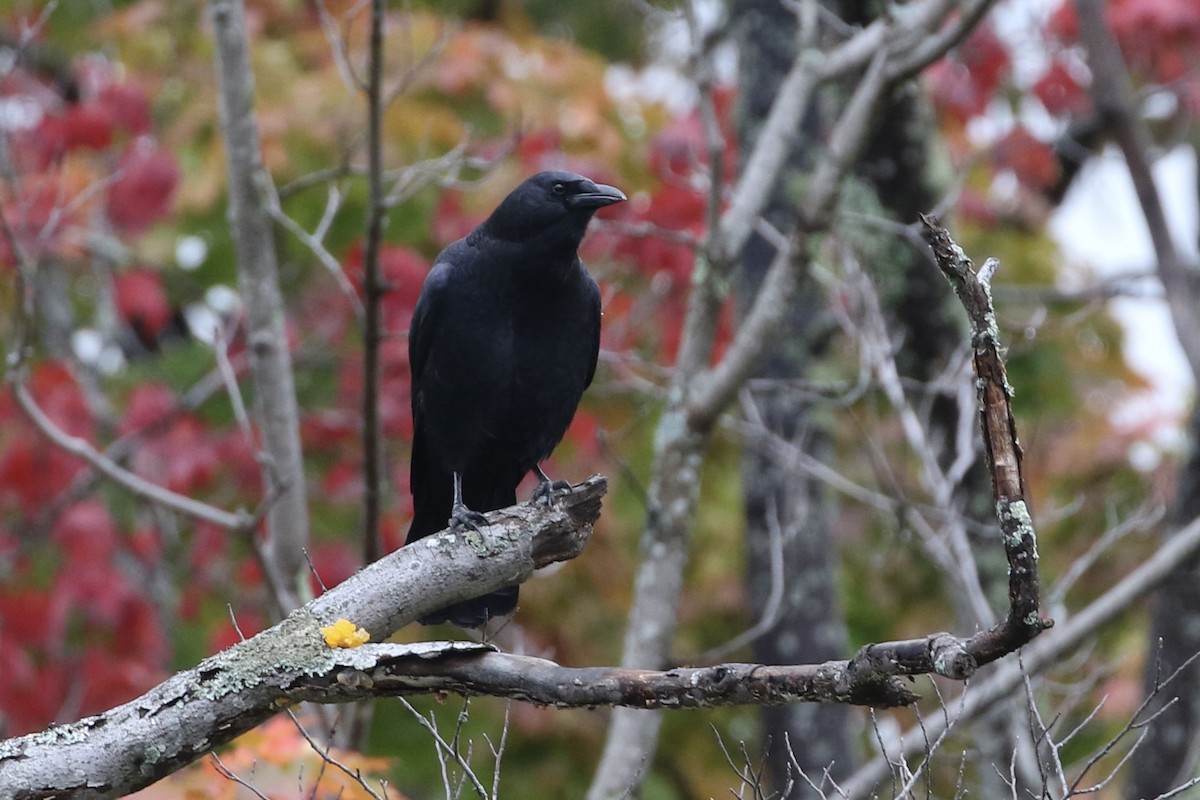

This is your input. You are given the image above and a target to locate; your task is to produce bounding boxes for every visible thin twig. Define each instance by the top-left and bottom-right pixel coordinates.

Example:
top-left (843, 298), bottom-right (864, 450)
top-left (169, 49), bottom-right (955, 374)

top-left (359, 0), bottom-right (386, 565)
top-left (10, 378), bottom-right (250, 530)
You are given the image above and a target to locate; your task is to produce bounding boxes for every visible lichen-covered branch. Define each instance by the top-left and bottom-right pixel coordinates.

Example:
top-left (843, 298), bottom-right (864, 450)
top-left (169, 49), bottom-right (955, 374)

top-left (0, 477), bottom-right (606, 800)
top-left (286, 644), bottom-right (918, 710)
top-left (920, 215), bottom-right (1052, 658)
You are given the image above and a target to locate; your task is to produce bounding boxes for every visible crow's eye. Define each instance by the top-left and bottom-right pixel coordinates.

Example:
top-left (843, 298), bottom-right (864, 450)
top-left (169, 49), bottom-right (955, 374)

top-left (551, 183), bottom-right (566, 195)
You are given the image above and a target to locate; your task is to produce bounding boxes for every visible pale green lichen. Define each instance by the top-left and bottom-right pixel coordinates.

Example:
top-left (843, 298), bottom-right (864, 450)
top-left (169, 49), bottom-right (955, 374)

top-left (996, 499), bottom-right (1038, 559)
top-left (192, 609), bottom-right (335, 701)
top-left (0, 715), bottom-right (99, 759)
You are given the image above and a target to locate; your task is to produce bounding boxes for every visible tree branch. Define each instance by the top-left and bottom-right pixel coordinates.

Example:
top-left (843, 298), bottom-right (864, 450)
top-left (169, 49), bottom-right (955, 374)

top-left (0, 477), bottom-right (607, 799)
top-left (921, 216), bottom-right (1051, 654)
top-left (285, 644), bottom-right (917, 710)
top-left (360, 0), bottom-right (386, 565)
top-left (9, 379), bottom-right (251, 531)
top-left (843, 511), bottom-right (1200, 798)
top-left (210, 0), bottom-right (311, 609)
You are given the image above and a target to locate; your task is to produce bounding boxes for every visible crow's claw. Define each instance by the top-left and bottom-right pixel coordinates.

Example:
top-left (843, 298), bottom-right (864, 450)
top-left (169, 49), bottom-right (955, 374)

top-left (449, 503), bottom-right (489, 534)
top-left (532, 478), bottom-right (572, 507)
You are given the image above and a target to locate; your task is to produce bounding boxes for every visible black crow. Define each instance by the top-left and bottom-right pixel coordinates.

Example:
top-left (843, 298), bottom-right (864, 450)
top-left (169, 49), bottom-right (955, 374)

top-left (406, 170), bottom-right (625, 627)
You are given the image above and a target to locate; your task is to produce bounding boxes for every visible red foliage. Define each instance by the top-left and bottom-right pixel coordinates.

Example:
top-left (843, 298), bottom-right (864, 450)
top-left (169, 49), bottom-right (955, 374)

top-left (301, 409), bottom-right (359, 450)
top-left (130, 414), bottom-right (219, 495)
top-left (321, 456), bottom-right (363, 502)
top-left (926, 24), bottom-right (1011, 123)
top-left (308, 541), bottom-right (361, 593)
top-left (97, 81), bottom-right (153, 137)
top-left (1048, 0), bottom-right (1200, 87)
top-left (1109, 0), bottom-right (1200, 83)
top-left (106, 140), bottom-right (180, 236)
top-left (993, 127), bottom-right (1061, 191)
top-left (35, 102), bottom-right (116, 159)
top-left (1033, 60), bottom-right (1090, 117)
top-left (344, 241), bottom-right (430, 333)
top-left (0, 362), bottom-right (92, 515)
top-left (209, 607), bottom-right (265, 653)
top-left (0, 172), bottom-right (87, 268)
top-left (214, 431), bottom-right (264, 495)
top-left (118, 382), bottom-right (177, 435)
top-left (1047, 2), bottom-right (1079, 42)
top-left (0, 500), bottom-right (167, 734)
top-left (114, 267), bottom-right (173, 344)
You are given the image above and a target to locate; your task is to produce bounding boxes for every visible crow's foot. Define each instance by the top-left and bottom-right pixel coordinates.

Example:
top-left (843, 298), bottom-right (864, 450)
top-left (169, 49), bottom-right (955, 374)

top-left (449, 503), bottom-right (488, 532)
top-left (532, 478), bottom-right (572, 507)
top-left (449, 503), bottom-right (490, 555)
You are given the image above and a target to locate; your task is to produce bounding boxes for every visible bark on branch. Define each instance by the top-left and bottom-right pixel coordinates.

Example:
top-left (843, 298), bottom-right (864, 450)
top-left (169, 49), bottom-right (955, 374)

top-left (0, 477), bottom-right (605, 800)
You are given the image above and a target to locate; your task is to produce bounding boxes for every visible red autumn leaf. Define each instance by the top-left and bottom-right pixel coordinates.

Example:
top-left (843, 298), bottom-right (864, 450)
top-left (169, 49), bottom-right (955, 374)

top-left (131, 414), bottom-right (219, 494)
top-left (214, 432), bottom-right (263, 495)
top-left (114, 268), bottom-right (173, 343)
top-left (0, 586), bottom-right (70, 650)
top-left (77, 645), bottom-right (163, 718)
top-left (52, 500), bottom-right (119, 566)
top-left (320, 456), bottom-right (363, 503)
top-left (208, 608), bottom-right (265, 654)
top-left (1110, 0), bottom-right (1200, 83)
top-left (114, 593), bottom-right (169, 660)
top-left (344, 241), bottom-right (430, 332)
top-left (0, 437), bottom-right (85, 515)
top-left (97, 81), bottom-right (152, 136)
top-left (301, 409), bottom-right (359, 450)
top-left (650, 115), bottom-right (707, 179)
top-left (307, 541), bottom-right (360, 592)
top-left (927, 24), bottom-right (1011, 123)
top-left (127, 525), bottom-right (162, 565)
top-left (1034, 60), bottom-right (1091, 117)
top-left (517, 128), bottom-right (565, 166)
top-left (33, 102), bottom-right (115, 160)
top-left (189, 522), bottom-right (229, 575)
top-left (956, 186), bottom-right (999, 226)
top-left (29, 360), bottom-right (92, 439)
top-left (1047, 2), bottom-right (1079, 43)
top-left (106, 141), bottom-right (180, 236)
top-left (993, 127), bottom-right (1060, 191)
top-left (0, 646), bottom-right (69, 735)
top-left (118, 381), bottom-right (177, 435)
top-left (613, 183), bottom-right (705, 285)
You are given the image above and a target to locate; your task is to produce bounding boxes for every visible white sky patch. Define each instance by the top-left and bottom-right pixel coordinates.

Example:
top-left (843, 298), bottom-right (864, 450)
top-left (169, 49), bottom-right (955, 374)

top-left (1049, 145), bottom-right (1198, 449)
top-left (175, 235), bottom-right (208, 271)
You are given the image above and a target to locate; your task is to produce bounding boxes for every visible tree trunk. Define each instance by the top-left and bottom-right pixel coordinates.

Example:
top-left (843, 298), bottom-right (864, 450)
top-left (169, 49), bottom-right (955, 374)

top-left (732, 2), bottom-right (856, 791)
top-left (1129, 406), bottom-right (1200, 798)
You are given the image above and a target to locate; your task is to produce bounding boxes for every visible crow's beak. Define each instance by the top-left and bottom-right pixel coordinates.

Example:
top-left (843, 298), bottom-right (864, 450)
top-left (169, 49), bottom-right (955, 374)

top-left (569, 182), bottom-right (627, 209)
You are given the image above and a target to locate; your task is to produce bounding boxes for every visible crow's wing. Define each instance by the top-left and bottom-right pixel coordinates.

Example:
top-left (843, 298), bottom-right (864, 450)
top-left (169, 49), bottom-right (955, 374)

top-left (582, 266), bottom-right (602, 390)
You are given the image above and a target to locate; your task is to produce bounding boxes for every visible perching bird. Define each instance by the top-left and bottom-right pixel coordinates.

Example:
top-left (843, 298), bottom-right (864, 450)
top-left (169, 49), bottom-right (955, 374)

top-left (406, 170), bottom-right (625, 627)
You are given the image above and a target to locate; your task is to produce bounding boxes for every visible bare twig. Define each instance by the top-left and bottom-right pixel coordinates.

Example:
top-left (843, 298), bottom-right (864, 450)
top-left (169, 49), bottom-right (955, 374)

top-left (360, 0), bottom-right (387, 565)
top-left (9, 379), bottom-right (251, 531)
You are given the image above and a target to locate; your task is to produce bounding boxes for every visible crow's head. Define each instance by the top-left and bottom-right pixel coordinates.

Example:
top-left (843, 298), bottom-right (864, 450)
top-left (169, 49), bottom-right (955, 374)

top-left (480, 170), bottom-right (626, 248)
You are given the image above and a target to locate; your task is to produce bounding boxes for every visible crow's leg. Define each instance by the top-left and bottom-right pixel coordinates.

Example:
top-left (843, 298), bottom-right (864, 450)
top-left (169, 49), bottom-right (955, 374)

top-left (448, 471), bottom-right (488, 532)
top-left (531, 464), bottom-right (571, 507)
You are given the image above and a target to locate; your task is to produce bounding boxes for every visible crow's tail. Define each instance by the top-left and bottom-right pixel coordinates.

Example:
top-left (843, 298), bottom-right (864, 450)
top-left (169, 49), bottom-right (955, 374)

top-left (407, 436), bottom-right (522, 627)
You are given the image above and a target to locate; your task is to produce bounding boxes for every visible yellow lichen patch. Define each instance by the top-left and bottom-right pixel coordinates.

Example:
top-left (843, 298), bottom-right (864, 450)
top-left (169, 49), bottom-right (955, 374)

top-left (320, 619), bottom-right (370, 649)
